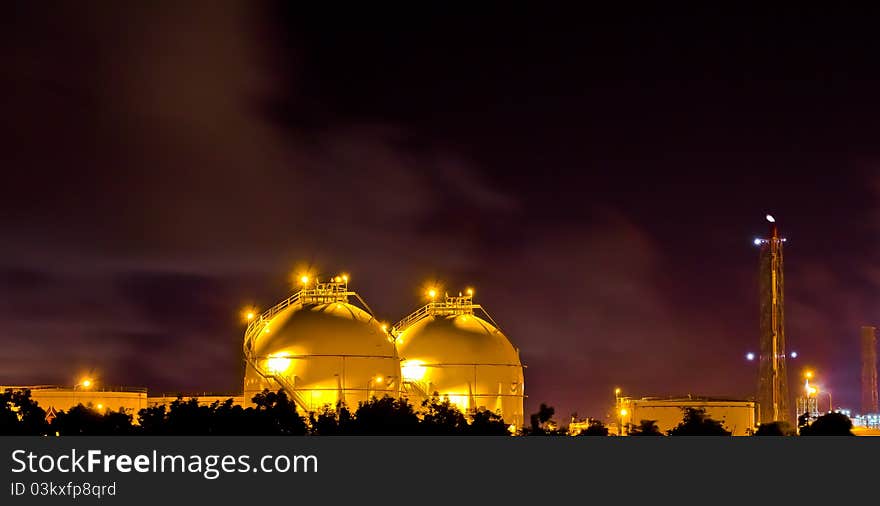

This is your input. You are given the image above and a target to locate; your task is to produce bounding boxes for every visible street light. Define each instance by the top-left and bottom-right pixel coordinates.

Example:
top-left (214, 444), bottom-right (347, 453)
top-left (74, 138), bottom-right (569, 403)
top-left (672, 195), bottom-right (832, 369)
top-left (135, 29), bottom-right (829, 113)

top-left (73, 378), bottom-right (93, 407)
top-left (815, 387), bottom-right (832, 413)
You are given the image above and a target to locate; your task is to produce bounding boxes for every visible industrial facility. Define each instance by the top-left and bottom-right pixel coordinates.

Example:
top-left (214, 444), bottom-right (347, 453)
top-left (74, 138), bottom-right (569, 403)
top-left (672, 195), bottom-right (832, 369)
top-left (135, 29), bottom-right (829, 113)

top-left (755, 214), bottom-right (790, 425)
top-left (5, 224), bottom-right (879, 435)
top-left (242, 275), bottom-right (525, 428)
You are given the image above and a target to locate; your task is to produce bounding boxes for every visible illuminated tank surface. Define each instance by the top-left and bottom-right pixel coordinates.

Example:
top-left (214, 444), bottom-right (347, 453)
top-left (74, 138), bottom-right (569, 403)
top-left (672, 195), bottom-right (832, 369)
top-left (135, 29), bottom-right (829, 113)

top-left (243, 277), bottom-right (399, 413)
top-left (393, 293), bottom-right (525, 428)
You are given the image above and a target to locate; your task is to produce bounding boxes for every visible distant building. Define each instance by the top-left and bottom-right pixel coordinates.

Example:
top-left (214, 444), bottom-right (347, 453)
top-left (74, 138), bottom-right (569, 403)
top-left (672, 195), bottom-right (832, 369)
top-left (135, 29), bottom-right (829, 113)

top-left (617, 396), bottom-right (757, 436)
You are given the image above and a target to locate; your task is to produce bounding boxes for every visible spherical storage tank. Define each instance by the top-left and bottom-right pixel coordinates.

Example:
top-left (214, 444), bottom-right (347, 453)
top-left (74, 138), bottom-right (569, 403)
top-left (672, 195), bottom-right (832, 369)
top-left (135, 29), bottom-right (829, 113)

top-left (393, 292), bottom-right (524, 428)
top-left (243, 276), bottom-right (399, 413)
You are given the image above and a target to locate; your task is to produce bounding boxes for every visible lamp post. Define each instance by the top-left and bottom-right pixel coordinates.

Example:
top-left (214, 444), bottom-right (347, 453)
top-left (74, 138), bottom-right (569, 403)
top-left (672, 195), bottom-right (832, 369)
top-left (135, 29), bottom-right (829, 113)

top-left (821, 390), bottom-right (832, 413)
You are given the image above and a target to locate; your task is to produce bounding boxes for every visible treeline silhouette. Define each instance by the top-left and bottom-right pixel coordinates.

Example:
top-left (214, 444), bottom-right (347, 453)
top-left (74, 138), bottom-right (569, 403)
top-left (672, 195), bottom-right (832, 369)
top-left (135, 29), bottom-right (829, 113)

top-left (1, 388), bottom-right (509, 436)
top-left (536, 406), bottom-right (855, 436)
top-left (2, 389), bottom-right (857, 436)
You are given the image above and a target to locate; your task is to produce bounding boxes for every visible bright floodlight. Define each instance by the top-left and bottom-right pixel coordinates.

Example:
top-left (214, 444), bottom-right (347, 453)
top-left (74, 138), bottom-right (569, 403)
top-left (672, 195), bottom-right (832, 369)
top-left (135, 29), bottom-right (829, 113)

top-left (790, 351), bottom-right (798, 358)
top-left (428, 289), bottom-right (437, 299)
top-left (266, 355), bottom-right (291, 374)
top-left (300, 275), bottom-right (309, 285)
top-left (619, 408), bottom-right (628, 416)
top-left (766, 214), bottom-right (775, 223)
top-left (746, 352), bottom-right (755, 361)
top-left (81, 379), bottom-right (92, 388)
top-left (753, 238), bottom-right (762, 246)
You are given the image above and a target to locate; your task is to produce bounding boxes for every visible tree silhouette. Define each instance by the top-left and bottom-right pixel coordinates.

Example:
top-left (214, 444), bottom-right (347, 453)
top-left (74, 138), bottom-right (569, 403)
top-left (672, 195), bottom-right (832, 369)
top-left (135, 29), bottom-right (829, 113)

top-left (577, 418), bottom-right (609, 436)
top-left (797, 412), bottom-right (812, 433)
top-left (136, 389), bottom-right (306, 435)
top-left (250, 389), bottom-right (308, 435)
top-left (468, 409), bottom-right (510, 435)
top-left (348, 395), bottom-right (420, 435)
top-left (307, 403), bottom-right (353, 436)
top-left (754, 421), bottom-right (796, 436)
top-left (52, 405), bottom-right (134, 435)
top-left (528, 403), bottom-right (560, 435)
top-left (667, 408), bottom-right (731, 436)
top-left (629, 419), bottom-right (664, 436)
top-left (1, 389), bottom-right (48, 435)
top-left (799, 412), bottom-right (854, 436)
top-left (421, 395), bottom-right (467, 434)
top-left (138, 404), bottom-right (169, 435)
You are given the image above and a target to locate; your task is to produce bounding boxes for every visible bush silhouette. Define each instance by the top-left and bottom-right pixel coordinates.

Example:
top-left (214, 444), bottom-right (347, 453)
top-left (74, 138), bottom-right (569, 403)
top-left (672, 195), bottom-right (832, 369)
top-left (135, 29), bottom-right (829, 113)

top-left (667, 408), bottom-right (731, 436)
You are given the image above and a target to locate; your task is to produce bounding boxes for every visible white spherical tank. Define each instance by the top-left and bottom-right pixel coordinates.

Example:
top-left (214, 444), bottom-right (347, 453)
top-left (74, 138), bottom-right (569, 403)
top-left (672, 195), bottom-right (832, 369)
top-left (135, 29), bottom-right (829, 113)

top-left (244, 278), bottom-right (399, 413)
top-left (393, 294), bottom-right (524, 428)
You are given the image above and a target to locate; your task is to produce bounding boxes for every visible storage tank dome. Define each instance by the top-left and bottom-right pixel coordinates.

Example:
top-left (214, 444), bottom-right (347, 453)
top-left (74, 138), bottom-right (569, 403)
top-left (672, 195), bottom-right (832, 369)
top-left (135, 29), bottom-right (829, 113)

top-left (243, 276), bottom-right (399, 413)
top-left (393, 292), bottom-right (524, 428)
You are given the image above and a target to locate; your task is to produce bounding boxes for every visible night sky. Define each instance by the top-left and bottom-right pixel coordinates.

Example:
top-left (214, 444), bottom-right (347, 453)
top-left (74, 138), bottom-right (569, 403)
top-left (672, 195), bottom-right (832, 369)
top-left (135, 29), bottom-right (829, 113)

top-left (2, 5), bottom-right (879, 421)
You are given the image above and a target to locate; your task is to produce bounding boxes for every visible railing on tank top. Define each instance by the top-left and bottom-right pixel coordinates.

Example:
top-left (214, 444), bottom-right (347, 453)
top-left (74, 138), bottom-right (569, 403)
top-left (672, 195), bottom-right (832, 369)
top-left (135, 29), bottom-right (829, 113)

top-left (390, 301), bottom-right (505, 338)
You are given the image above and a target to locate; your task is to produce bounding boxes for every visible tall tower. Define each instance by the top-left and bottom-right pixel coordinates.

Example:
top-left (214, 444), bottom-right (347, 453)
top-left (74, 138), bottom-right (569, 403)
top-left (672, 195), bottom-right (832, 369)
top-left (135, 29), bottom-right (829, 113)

top-left (756, 215), bottom-right (790, 424)
top-left (861, 326), bottom-right (879, 414)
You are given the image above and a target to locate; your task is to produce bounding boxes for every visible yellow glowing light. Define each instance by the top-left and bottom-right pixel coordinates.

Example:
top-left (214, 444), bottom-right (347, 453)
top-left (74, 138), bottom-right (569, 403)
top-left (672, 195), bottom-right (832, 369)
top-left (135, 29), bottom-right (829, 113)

top-left (428, 289), bottom-right (437, 299)
top-left (381, 324), bottom-right (388, 333)
top-left (266, 355), bottom-right (291, 374)
top-left (374, 376), bottom-right (384, 384)
top-left (614, 388), bottom-right (621, 395)
top-left (80, 379), bottom-right (92, 389)
top-left (300, 275), bottom-right (309, 285)
top-left (335, 276), bottom-right (342, 283)
top-left (97, 404), bottom-right (103, 410)
top-left (466, 288), bottom-right (473, 296)
top-left (342, 274), bottom-right (349, 282)
top-left (401, 360), bottom-right (427, 381)
top-left (263, 326), bottom-right (271, 334)
top-left (446, 394), bottom-right (469, 411)
top-left (805, 371), bottom-right (814, 379)
top-left (246, 312), bottom-right (255, 321)
top-left (619, 408), bottom-right (628, 417)
top-left (807, 386), bottom-right (818, 396)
